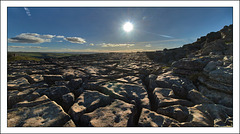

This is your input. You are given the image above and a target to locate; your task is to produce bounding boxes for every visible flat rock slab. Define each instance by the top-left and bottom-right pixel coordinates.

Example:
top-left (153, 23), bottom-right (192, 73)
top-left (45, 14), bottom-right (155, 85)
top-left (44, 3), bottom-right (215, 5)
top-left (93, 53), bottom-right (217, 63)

top-left (12, 94), bottom-right (49, 108)
top-left (68, 90), bottom-right (112, 126)
top-left (82, 78), bottom-right (108, 90)
top-left (80, 99), bottom-right (137, 127)
top-left (153, 88), bottom-right (194, 107)
top-left (157, 105), bottom-right (190, 122)
top-left (8, 88), bottom-right (36, 108)
top-left (8, 77), bottom-right (30, 89)
top-left (185, 107), bottom-right (214, 127)
top-left (138, 108), bottom-right (179, 127)
top-left (8, 100), bottom-right (73, 127)
top-left (116, 76), bottom-right (143, 85)
top-left (155, 71), bottom-right (197, 98)
top-left (99, 82), bottom-right (150, 109)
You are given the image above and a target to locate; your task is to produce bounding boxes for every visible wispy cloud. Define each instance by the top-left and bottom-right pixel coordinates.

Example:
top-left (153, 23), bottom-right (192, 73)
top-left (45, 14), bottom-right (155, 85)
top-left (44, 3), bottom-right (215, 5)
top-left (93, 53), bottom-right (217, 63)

top-left (89, 43), bottom-right (95, 46)
top-left (159, 34), bottom-right (173, 38)
top-left (8, 33), bottom-right (51, 44)
top-left (141, 30), bottom-right (173, 38)
top-left (64, 37), bottom-right (86, 44)
top-left (145, 44), bottom-right (152, 47)
top-left (56, 35), bottom-right (65, 38)
top-left (101, 43), bottom-right (135, 48)
top-left (24, 7), bottom-right (31, 16)
top-left (8, 46), bottom-right (25, 48)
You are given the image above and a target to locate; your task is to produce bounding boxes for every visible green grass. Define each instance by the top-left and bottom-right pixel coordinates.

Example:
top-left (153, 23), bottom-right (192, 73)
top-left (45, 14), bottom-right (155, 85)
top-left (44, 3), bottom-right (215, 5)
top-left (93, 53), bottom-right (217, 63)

top-left (7, 52), bottom-right (77, 62)
top-left (8, 54), bottom-right (42, 62)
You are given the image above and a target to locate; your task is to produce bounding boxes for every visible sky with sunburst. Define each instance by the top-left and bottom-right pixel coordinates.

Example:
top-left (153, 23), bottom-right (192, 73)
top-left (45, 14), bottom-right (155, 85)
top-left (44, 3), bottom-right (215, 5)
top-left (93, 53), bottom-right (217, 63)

top-left (7, 7), bottom-right (232, 53)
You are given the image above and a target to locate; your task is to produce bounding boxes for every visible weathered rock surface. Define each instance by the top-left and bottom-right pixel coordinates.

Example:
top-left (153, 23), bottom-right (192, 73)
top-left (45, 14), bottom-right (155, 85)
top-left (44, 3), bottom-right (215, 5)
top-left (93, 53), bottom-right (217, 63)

top-left (139, 108), bottom-right (179, 127)
top-left (68, 90), bottom-right (112, 126)
top-left (7, 25), bottom-right (233, 127)
top-left (80, 99), bottom-right (137, 127)
top-left (99, 82), bottom-right (150, 109)
top-left (8, 77), bottom-right (30, 90)
top-left (8, 97), bottom-right (74, 127)
top-left (153, 87), bottom-right (194, 107)
top-left (8, 88), bottom-right (36, 108)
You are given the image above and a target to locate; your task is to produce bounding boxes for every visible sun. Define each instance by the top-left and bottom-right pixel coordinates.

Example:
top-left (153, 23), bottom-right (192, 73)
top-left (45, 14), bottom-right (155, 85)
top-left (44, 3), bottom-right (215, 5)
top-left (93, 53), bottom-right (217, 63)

top-left (123, 22), bottom-right (133, 32)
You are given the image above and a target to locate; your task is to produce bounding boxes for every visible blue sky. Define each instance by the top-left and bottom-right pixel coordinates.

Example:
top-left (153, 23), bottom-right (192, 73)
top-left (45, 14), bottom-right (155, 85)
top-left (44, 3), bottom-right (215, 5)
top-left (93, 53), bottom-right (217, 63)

top-left (7, 7), bottom-right (232, 52)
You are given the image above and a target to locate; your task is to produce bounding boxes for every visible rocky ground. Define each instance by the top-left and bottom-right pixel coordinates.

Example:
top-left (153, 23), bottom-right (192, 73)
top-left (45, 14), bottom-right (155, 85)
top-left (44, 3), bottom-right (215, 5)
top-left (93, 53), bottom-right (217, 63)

top-left (7, 25), bottom-right (233, 127)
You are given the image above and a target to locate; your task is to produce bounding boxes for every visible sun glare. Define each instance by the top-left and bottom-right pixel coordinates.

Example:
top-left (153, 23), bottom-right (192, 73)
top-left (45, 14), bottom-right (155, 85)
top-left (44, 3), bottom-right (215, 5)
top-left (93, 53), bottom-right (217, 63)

top-left (123, 22), bottom-right (133, 32)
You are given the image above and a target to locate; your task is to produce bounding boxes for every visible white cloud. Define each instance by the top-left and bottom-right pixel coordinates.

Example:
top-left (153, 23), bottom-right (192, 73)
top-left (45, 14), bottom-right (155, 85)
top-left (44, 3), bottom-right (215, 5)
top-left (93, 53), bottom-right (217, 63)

top-left (20, 33), bottom-right (39, 36)
top-left (24, 7), bottom-right (31, 16)
top-left (40, 34), bottom-right (56, 38)
top-left (56, 35), bottom-right (65, 38)
top-left (64, 37), bottom-right (86, 44)
top-left (56, 40), bottom-right (63, 42)
top-left (8, 33), bottom-right (52, 44)
top-left (28, 46), bottom-right (45, 49)
top-left (8, 46), bottom-right (25, 48)
top-left (145, 44), bottom-right (152, 47)
top-left (89, 43), bottom-right (94, 46)
top-left (101, 43), bottom-right (135, 47)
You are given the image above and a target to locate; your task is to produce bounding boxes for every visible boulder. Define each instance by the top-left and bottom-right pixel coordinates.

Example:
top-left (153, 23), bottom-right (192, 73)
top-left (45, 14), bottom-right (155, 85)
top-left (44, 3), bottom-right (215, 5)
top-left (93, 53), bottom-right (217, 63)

top-left (99, 82), bottom-right (150, 109)
top-left (8, 100), bottom-right (73, 127)
top-left (138, 108), bottom-right (179, 127)
top-left (80, 99), bottom-right (137, 127)
top-left (68, 90), bottom-right (112, 126)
